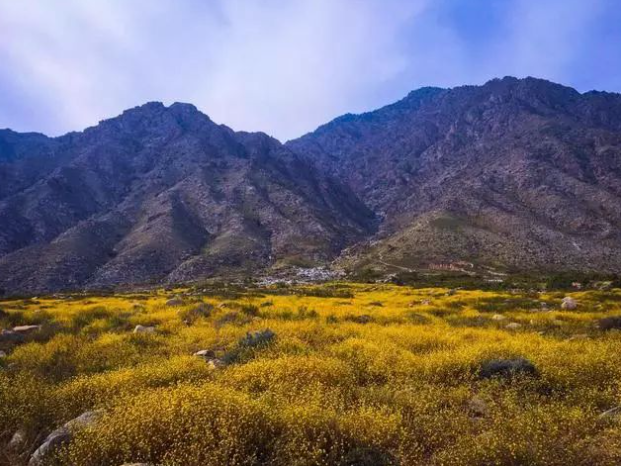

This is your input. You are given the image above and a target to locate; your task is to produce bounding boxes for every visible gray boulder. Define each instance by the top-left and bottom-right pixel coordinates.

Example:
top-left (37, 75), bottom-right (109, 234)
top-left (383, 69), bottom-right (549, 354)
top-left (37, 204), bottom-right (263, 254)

top-left (12, 325), bottom-right (42, 334)
top-left (599, 316), bottom-right (621, 331)
top-left (133, 325), bottom-right (156, 334)
top-left (479, 358), bottom-right (537, 379)
top-left (8, 428), bottom-right (26, 450)
top-left (29, 410), bottom-right (102, 466)
top-left (561, 297), bottom-right (577, 310)
top-left (166, 298), bottom-right (183, 307)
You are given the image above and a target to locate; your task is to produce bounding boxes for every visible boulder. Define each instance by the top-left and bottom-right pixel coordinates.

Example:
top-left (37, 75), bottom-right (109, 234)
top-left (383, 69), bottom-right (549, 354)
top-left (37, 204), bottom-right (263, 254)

top-left (0, 350), bottom-right (7, 358)
top-left (598, 316), bottom-right (621, 331)
top-left (599, 406), bottom-right (621, 421)
top-left (505, 322), bottom-right (522, 330)
top-left (193, 349), bottom-right (216, 359)
top-left (467, 396), bottom-right (489, 417)
top-left (133, 325), bottom-right (156, 334)
top-left (166, 298), bottom-right (183, 307)
top-left (479, 358), bottom-right (537, 379)
top-left (566, 334), bottom-right (589, 341)
top-left (29, 411), bottom-right (102, 466)
top-left (352, 315), bottom-right (372, 324)
top-left (561, 297), bottom-right (577, 310)
top-left (8, 428), bottom-right (26, 450)
top-left (207, 358), bottom-right (225, 369)
top-left (491, 314), bottom-right (506, 321)
top-left (12, 325), bottom-right (42, 334)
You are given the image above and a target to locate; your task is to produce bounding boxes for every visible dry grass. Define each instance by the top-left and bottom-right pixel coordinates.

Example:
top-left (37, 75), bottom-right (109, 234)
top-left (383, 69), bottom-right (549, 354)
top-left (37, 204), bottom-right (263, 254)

top-left (1, 284), bottom-right (621, 465)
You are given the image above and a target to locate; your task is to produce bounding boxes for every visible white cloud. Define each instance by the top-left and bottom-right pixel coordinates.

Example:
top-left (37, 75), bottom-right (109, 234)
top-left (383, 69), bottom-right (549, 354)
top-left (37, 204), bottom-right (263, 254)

top-left (0, 0), bottom-right (617, 140)
top-left (0, 0), bottom-right (426, 139)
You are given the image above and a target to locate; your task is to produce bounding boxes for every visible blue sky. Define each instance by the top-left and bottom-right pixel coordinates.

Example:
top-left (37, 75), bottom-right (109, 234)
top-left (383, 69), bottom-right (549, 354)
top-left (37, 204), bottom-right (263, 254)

top-left (1, 0), bottom-right (620, 141)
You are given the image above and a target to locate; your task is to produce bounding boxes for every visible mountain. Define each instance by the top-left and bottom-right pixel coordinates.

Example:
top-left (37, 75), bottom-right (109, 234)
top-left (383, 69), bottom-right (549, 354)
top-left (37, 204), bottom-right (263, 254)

top-left (2, 77), bottom-right (621, 295)
top-left (0, 103), bottom-right (375, 294)
top-left (288, 77), bottom-right (621, 275)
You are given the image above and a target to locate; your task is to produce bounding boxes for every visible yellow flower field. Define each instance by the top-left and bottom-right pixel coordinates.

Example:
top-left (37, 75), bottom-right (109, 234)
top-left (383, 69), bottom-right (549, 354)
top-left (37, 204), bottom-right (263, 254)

top-left (1, 283), bottom-right (621, 465)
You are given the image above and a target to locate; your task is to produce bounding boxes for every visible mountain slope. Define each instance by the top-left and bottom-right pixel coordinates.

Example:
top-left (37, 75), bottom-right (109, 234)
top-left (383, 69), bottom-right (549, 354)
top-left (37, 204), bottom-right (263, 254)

top-left (287, 77), bottom-right (621, 273)
top-left (3, 76), bottom-right (621, 294)
top-left (0, 103), bottom-right (376, 294)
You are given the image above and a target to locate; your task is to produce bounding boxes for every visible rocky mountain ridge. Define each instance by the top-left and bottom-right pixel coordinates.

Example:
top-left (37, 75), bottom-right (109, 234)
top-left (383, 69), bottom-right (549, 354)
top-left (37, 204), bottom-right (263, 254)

top-left (2, 76), bottom-right (621, 294)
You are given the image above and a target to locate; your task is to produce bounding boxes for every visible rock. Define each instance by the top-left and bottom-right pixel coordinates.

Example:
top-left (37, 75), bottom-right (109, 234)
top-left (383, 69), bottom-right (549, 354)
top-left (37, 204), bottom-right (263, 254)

top-left (467, 396), bottom-right (489, 417)
top-left (119, 463), bottom-right (152, 466)
top-left (133, 325), bottom-right (156, 334)
top-left (206, 358), bottom-right (225, 369)
top-left (8, 428), bottom-right (26, 450)
top-left (166, 298), bottom-right (183, 306)
top-left (193, 349), bottom-right (216, 359)
top-left (12, 325), bottom-right (42, 334)
top-left (492, 314), bottom-right (506, 321)
top-left (599, 406), bottom-right (621, 421)
top-left (566, 334), bottom-right (589, 341)
top-left (0, 329), bottom-right (25, 344)
top-left (29, 410), bottom-right (102, 466)
top-left (351, 314), bottom-right (372, 324)
top-left (561, 297), bottom-right (577, 310)
top-left (0, 350), bottom-right (6, 358)
top-left (598, 316), bottom-right (621, 331)
top-left (238, 329), bottom-right (276, 348)
top-left (479, 358), bottom-right (537, 379)
top-left (506, 322), bottom-right (522, 330)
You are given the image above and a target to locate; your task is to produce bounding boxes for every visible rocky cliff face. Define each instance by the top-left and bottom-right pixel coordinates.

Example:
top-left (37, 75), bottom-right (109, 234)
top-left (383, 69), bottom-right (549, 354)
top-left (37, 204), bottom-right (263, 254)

top-left (2, 77), bottom-right (621, 294)
top-left (288, 77), bottom-right (621, 274)
top-left (0, 102), bottom-right (375, 293)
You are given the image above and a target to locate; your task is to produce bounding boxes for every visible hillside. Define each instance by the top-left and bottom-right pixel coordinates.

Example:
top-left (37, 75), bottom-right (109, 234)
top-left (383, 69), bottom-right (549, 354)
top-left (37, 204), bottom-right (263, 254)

top-left (288, 77), bottom-right (621, 274)
top-left (0, 103), bottom-right (375, 294)
top-left (3, 77), bottom-right (621, 294)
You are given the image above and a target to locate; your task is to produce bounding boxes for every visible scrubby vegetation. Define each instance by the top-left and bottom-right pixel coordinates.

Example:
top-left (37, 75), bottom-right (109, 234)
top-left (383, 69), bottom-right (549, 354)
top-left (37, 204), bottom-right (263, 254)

top-left (1, 283), bottom-right (621, 465)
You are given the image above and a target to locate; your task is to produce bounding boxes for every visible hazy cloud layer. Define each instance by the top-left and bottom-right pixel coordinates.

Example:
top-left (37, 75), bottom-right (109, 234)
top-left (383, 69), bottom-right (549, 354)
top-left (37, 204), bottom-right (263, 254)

top-left (1, 0), bottom-right (620, 140)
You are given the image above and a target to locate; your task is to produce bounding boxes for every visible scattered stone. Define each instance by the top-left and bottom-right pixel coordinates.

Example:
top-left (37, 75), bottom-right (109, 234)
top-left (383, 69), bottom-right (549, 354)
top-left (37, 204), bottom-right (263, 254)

top-left (598, 316), bottom-right (621, 331)
top-left (492, 314), bottom-right (506, 321)
top-left (446, 289), bottom-right (457, 296)
top-left (166, 297), bottom-right (183, 307)
top-left (193, 349), bottom-right (216, 359)
top-left (239, 329), bottom-right (276, 348)
top-left (206, 358), bottom-right (225, 369)
top-left (351, 314), bottom-right (372, 324)
top-left (479, 358), bottom-right (537, 379)
top-left (133, 325), bottom-right (156, 334)
top-left (181, 303), bottom-right (213, 324)
top-left (506, 322), bottom-right (522, 330)
top-left (599, 406), bottom-right (621, 421)
top-left (120, 463), bottom-right (153, 466)
top-left (29, 410), bottom-right (102, 466)
top-left (12, 325), bottom-right (42, 334)
top-left (561, 297), bottom-right (577, 310)
top-left (8, 428), bottom-right (26, 450)
top-left (467, 396), bottom-right (489, 417)
top-left (0, 350), bottom-right (6, 358)
top-left (566, 334), bottom-right (589, 341)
